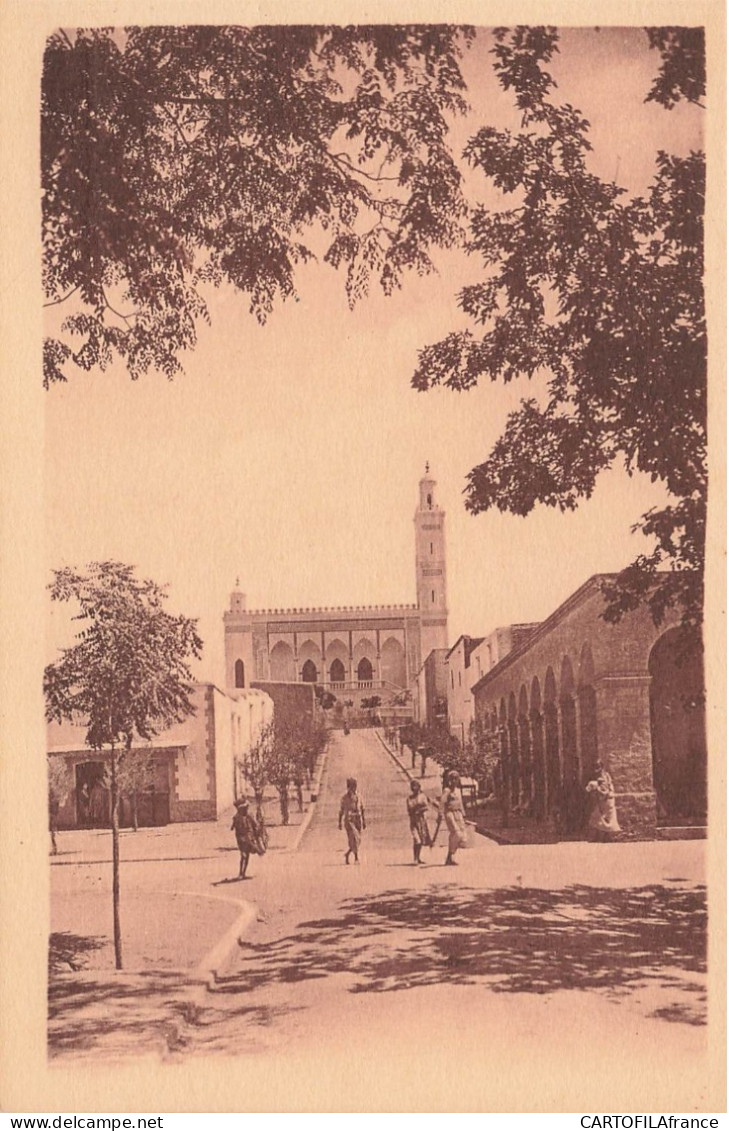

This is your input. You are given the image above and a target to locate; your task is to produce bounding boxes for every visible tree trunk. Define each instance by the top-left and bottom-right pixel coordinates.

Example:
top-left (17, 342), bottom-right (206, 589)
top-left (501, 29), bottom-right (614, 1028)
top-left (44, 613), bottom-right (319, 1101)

top-left (132, 791), bottom-right (138, 832)
top-left (278, 784), bottom-right (290, 826)
top-left (111, 744), bottom-right (123, 970)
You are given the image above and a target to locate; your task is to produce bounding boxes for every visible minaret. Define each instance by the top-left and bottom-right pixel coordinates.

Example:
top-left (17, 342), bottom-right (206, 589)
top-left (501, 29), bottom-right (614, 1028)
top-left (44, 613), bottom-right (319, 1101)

top-left (414, 463), bottom-right (448, 658)
top-left (223, 579), bottom-right (255, 692)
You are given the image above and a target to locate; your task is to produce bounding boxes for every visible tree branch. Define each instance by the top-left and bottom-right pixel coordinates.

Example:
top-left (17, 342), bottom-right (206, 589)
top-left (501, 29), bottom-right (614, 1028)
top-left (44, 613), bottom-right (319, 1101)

top-left (102, 289), bottom-right (138, 328)
top-left (44, 285), bottom-right (80, 309)
top-left (330, 151), bottom-right (401, 183)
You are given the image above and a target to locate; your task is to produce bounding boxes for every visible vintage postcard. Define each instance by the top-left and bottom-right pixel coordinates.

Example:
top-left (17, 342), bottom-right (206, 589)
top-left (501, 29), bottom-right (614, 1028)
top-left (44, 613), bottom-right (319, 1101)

top-left (0, 0), bottom-right (725, 1114)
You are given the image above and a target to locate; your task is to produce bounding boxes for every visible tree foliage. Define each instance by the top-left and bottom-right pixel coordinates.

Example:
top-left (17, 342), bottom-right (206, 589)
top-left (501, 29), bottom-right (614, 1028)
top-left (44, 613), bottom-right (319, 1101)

top-left (238, 708), bottom-right (327, 825)
top-left (42, 26), bottom-right (707, 634)
top-left (645, 27), bottom-right (706, 110)
top-left (413, 26), bottom-right (706, 635)
top-left (44, 561), bottom-right (202, 746)
top-left (42, 24), bottom-right (472, 385)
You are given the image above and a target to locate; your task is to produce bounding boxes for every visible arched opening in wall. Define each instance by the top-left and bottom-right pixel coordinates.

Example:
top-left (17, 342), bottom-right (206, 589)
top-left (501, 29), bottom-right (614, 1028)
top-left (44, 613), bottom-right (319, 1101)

top-left (498, 699), bottom-right (509, 813)
top-left (269, 641), bottom-right (296, 682)
top-left (649, 629), bottom-right (707, 822)
top-left (381, 637), bottom-right (406, 689)
top-left (234, 659), bottom-right (245, 689)
top-left (518, 685), bottom-right (532, 812)
top-left (301, 659), bottom-right (317, 683)
top-left (530, 676), bottom-right (546, 821)
top-left (357, 657), bottom-right (374, 687)
top-left (329, 658), bottom-right (346, 686)
top-left (543, 667), bottom-right (560, 824)
top-left (560, 656), bottom-right (582, 833)
top-left (577, 643), bottom-right (598, 781)
top-left (507, 692), bottom-right (519, 808)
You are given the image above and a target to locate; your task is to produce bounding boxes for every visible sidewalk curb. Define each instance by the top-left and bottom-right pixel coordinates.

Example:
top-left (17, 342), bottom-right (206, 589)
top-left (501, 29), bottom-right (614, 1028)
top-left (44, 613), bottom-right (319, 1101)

top-left (290, 736), bottom-right (331, 852)
top-left (200, 738), bottom-right (332, 981)
top-left (193, 899), bottom-right (258, 983)
top-left (374, 728), bottom-right (415, 782)
top-left (374, 729), bottom-right (480, 833)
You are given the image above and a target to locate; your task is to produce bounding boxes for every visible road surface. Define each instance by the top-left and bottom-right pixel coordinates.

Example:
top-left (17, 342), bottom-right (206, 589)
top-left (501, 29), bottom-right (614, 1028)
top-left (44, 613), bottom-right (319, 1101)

top-left (47, 728), bottom-right (712, 1111)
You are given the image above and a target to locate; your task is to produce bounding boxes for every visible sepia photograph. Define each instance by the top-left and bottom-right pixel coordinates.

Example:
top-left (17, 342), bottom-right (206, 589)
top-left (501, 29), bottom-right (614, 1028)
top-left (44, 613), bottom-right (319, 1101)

top-left (0, 0), bottom-right (724, 1115)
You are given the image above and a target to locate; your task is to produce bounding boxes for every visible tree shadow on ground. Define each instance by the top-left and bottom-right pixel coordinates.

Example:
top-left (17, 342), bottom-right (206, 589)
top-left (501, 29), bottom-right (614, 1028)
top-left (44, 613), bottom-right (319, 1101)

top-left (48, 968), bottom-right (304, 1060)
top-left (215, 883), bottom-right (707, 1025)
top-left (49, 931), bottom-right (108, 973)
top-left (48, 970), bottom-right (190, 1057)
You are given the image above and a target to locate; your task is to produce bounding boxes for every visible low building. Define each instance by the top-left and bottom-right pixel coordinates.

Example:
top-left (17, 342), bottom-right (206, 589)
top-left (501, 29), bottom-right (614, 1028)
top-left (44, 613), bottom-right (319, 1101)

top-left (414, 648), bottom-right (449, 729)
top-left (47, 683), bottom-right (273, 829)
top-left (471, 575), bottom-right (706, 839)
top-left (468, 624), bottom-right (541, 687)
top-left (446, 635), bottom-right (484, 743)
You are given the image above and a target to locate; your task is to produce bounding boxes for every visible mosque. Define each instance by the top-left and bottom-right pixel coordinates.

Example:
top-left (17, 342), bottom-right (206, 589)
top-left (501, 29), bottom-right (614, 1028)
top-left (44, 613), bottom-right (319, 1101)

top-left (224, 466), bottom-right (448, 707)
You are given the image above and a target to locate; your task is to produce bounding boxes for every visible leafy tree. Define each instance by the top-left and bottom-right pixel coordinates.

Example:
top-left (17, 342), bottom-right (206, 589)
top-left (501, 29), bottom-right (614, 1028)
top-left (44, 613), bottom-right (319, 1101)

top-left (314, 685), bottom-right (337, 711)
top-left (44, 561), bottom-right (202, 968)
top-left (42, 24), bottom-right (472, 385)
top-left (645, 27), bottom-right (706, 110)
top-left (413, 26), bottom-right (706, 639)
top-left (238, 708), bottom-right (327, 824)
top-left (239, 720), bottom-right (273, 828)
top-left (47, 756), bottom-right (73, 855)
top-left (116, 745), bottom-right (157, 831)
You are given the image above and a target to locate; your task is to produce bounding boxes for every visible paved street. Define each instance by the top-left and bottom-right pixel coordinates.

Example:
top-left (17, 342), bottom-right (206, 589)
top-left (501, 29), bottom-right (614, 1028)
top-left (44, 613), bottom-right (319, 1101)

top-left (48, 728), bottom-right (712, 1110)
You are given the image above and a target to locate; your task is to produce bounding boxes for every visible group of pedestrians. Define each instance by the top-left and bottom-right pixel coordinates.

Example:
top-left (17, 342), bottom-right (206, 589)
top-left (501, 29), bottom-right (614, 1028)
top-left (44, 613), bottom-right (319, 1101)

top-left (232, 758), bottom-right (619, 877)
top-left (338, 769), bottom-right (470, 867)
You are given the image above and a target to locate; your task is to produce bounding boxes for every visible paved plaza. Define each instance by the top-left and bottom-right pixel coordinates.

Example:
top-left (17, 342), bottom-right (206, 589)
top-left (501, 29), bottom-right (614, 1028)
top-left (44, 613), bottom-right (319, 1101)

top-left (49, 729), bottom-right (711, 1109)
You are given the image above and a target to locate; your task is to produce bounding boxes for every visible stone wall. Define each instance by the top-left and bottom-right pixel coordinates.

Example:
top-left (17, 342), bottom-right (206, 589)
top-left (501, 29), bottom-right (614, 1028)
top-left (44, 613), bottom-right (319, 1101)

top-left (471, 576), bottom-right (703, 839)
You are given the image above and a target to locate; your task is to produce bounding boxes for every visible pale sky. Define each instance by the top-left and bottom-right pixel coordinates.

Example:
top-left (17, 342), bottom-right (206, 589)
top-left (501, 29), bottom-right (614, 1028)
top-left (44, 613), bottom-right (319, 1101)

top-left (44, 27), bottom-right (703, 684)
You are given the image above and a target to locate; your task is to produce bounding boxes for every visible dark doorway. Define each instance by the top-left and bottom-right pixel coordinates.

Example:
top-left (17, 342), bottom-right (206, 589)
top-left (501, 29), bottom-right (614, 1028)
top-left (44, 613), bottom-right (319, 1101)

top-left (357, 657), bottom-right (373, 685)
top-left (649, 630), bottom-right (707, 822)
top-left (329, 658), bottom-right (346, 684)
top-left (75, 761), bottom-right (109, 828)
top-left (302, 659), bottom-right (318, 683)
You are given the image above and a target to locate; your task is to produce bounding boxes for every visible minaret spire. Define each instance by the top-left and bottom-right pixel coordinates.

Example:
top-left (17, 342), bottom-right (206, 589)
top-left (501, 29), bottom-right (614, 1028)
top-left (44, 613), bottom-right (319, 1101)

top-left (414, 467), bottom-right (448, 656)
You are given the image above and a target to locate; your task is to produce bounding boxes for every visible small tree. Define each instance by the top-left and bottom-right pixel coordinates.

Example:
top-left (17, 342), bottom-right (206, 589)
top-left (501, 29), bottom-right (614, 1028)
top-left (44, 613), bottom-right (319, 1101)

top-left (239, 719), bottom-right (274, 827)
top-left (116, 746), bottom-right (157, 831)
top-left (467, 717), bottom-right (502, 794)
top-left (44, 561), bottom-right (202, 969)
top-left (47, 756), bottom-right (72, 855)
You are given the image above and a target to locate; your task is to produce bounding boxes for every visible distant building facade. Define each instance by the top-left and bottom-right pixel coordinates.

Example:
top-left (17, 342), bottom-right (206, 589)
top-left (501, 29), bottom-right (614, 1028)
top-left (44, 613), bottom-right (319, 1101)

top-left (468, 624), bottom-right (541, 688)
top-left (224, 468), bottom-right (448, 709)
top-left (446, 635), bottom-right (485, 741)
top-left (471, 575), bottom-right (706, 838)
top-left (47, 683), bottom-right (273, 828)
top-left (414, 648), bottom-right (449, 729)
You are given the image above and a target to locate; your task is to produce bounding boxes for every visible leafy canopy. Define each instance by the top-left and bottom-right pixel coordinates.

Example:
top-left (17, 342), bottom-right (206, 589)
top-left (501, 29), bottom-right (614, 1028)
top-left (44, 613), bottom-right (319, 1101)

top-left (412, 26), bottom-right (706, 634)
top-left (44, 561), bottom-right (203, 750)
top-left (42, 26), bottom-right (707, 633)
top-left (43, 24), bottom-right (473, 385)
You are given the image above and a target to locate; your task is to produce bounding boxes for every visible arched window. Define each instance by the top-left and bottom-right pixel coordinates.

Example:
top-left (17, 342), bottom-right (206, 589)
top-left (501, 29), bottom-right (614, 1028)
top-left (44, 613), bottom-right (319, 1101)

top-left (301, 659), bottom-right (317, 683)
top-left (330, 658), bottom-right (346, 685)
top-left (234, 659), bottom-right (245, 688)
top-left (357, 657), bottom-right (373, 685)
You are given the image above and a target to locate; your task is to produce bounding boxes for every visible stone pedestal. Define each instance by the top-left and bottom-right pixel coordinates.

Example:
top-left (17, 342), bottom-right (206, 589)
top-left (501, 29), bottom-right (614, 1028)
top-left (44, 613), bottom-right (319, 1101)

top-left (593, 675), bottom-right (657, 838)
